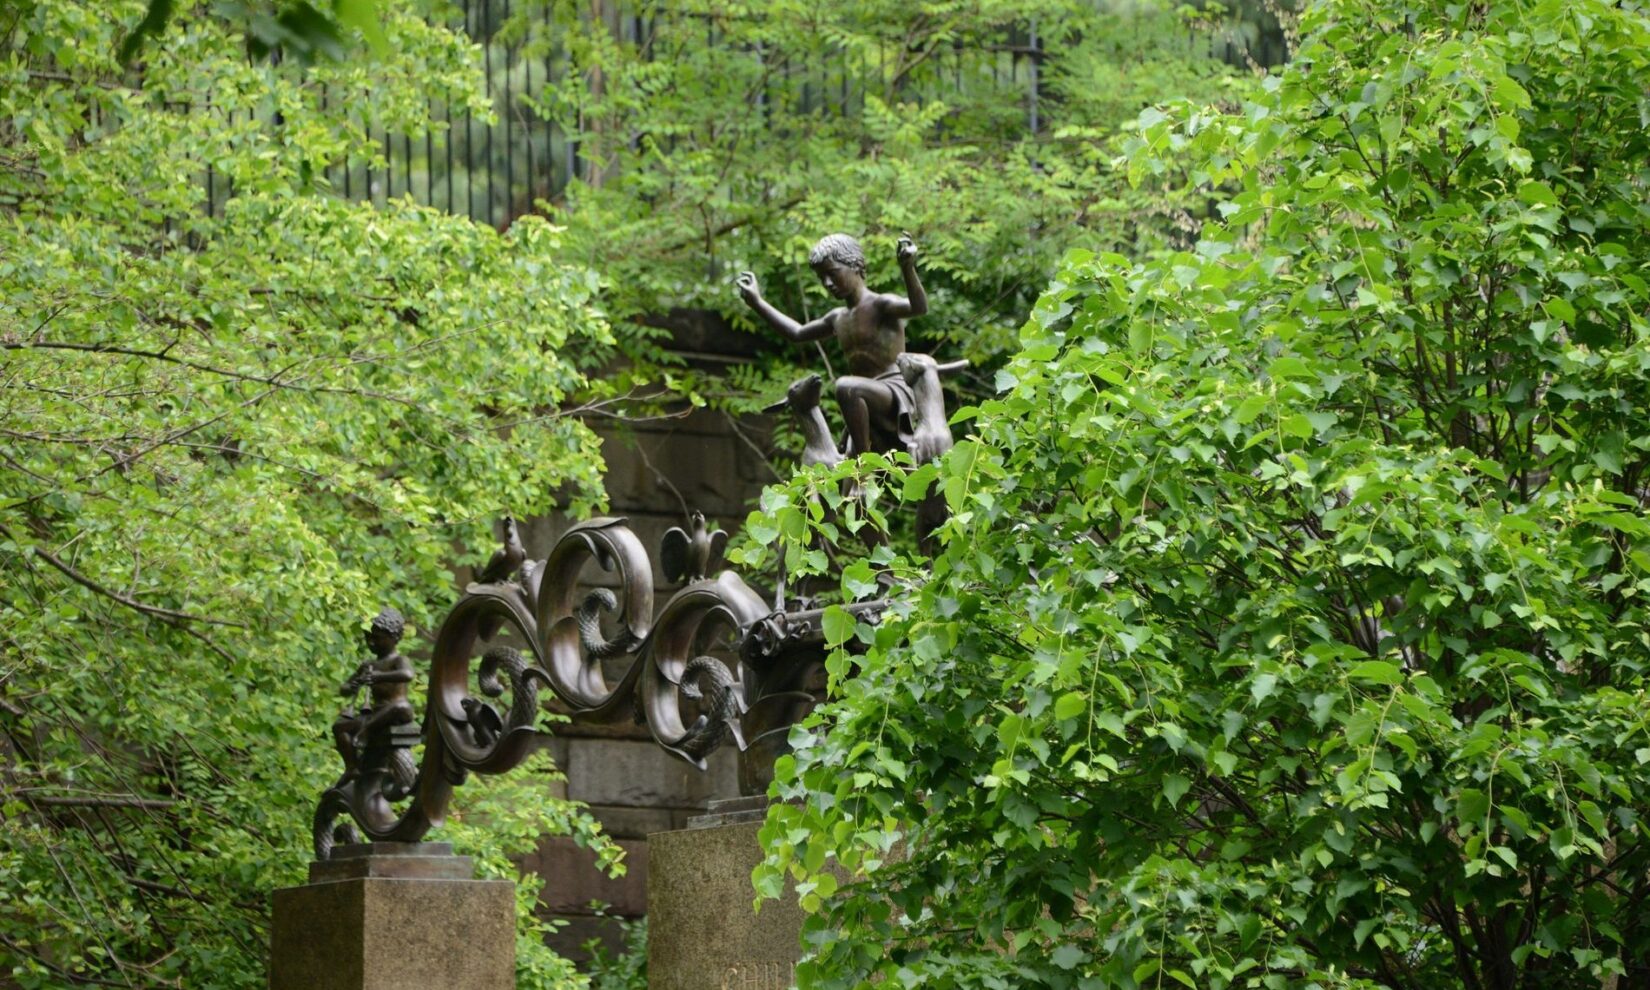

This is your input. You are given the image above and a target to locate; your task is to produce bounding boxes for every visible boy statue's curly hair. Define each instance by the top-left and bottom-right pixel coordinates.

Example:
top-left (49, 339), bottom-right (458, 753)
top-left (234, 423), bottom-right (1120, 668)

top-left (808, 233), bottom-right (866, 275)
top-left (369, 606), bottom-right (405, 641)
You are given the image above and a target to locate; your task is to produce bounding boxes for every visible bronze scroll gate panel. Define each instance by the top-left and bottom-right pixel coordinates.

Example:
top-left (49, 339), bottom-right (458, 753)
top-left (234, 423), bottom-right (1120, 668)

top-left (312, 516), bottom-right (853, 860)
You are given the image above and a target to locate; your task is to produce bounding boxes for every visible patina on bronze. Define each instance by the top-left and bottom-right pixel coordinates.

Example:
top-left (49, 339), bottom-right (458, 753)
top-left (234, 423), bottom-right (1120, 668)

top-left (312, 516), bottom-right (878, 860)
top-left (311, 237), bottom-right (968, 859)
top-left (329, 608), bottom-right (417, 785)
top-left (740, 233), bottom-right (965, 551)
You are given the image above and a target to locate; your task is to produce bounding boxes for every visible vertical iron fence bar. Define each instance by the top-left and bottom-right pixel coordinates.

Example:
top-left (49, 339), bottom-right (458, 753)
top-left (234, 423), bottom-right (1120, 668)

top-left (664, 9), bottom-right (674, 184)
top-left (321, 81), bottom-right (332, 194)
top-left (225, 107), bottom-right (234, 217)
top-left (165, 104), bottom-right (174, 241)
top-left (344, 100), bottom-right (353, 200)
top-left (524, 1), bottom-right (534, 210)
top-left (567, 34), bottom-right (577, 189)
top-left (447, 87), bottom-right (456, 213)
top-left (1028, 17), bottom-right (1039, 135)
top-left (484, 7), bottom-right (496, 226)
top-left (504, 0), bottom-right (514, 225)
top-left (548, 10), bottom-right (556, 195)
top-left (877, 37), bottom-right (884, 103)
top-left (227, 106), bottom-right (235, 216)
top-left (841, 45), bottom-right (849, 116)
top-left (464, 0), bottom-right (476, 219)
top-left (546, 0), bottom-right (557, 198)
top-left (628, 9), bottom-right (641, 157)
top-left (756, 40), bottom-right (767, 125)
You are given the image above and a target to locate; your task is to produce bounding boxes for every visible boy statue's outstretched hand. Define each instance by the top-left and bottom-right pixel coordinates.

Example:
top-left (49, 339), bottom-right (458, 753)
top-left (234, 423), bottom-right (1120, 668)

top-left (736, 271), bottom-right (761, 305)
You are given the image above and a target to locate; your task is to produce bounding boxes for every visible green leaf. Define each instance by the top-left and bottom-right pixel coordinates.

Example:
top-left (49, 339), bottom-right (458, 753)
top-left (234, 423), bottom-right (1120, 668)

top-left (333, 0), bottom-right (387, 53)
top-left (1281, 414), bottom-right (1314, 438)
top-left (841, 559), bottom-right (880, 599)
top-left (822, 605), bottom-right (857, 647)
top-left (1458, 789), bottom-right (1490, 827)
top-left (1162, 773), bottom-right (1192, 808)
top-left (1517, 180), bottom-right (1559, 206)
top-left (1234, 395), bottom-right (1269, 424)
top-left (1054, 691), bottom-right (1088, 721)
top-left (1347, 660), bottom-right (1403, 686)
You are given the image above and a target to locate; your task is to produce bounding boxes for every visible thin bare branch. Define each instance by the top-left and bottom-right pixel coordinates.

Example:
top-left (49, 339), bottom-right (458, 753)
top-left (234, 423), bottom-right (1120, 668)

top-left (32, 546), bottom-right (245, 628)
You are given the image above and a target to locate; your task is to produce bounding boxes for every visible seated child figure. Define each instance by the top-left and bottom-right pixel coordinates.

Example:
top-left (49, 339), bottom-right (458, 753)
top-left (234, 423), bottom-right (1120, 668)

top-left (331, 607), bottom-right (415, 780)
top-left (737, 233), bottom-right (928, 458)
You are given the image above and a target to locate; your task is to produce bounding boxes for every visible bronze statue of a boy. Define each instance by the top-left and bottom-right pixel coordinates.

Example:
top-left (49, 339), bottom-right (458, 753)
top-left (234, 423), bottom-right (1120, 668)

top-left (737, 233), bottom-right (927, 459)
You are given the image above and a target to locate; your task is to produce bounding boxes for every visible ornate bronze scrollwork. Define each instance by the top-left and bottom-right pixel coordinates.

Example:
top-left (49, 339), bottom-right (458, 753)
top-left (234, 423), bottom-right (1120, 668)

top-left (313, 516), bottom-right (870, 859)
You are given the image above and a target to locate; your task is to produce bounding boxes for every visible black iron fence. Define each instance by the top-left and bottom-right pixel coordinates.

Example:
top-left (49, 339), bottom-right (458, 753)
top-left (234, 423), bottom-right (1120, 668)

top-left (204, 1), bottom-right (1288, 229)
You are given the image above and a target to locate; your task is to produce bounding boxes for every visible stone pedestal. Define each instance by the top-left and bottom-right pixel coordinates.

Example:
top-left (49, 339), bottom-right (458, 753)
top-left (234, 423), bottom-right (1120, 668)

top-left (648, 798), bottom-right (801, 990)
top-left (270, 842), bottom-right (515, 990)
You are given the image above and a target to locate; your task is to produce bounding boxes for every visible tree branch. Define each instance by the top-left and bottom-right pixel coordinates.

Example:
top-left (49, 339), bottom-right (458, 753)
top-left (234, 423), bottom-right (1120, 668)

top-left (32, 546), bottom-right (245, 628)
top-left (21, 792), bottom-right (177, 810)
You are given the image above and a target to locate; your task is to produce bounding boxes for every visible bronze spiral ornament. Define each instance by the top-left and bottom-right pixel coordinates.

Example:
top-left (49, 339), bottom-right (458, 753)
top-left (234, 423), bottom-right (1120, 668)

top-left (312, 515), bottom-right (866, 860)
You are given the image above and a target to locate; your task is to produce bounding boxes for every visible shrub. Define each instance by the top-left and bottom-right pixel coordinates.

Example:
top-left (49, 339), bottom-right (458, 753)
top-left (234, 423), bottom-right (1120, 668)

top-left (757, 1), bottom-right (1650, 987)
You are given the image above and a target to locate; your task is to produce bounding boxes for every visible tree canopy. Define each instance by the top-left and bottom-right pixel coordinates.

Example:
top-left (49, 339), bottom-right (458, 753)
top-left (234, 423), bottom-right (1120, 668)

top-left (2, 2), bottom-right (621, 986)
top-left (756, 0), bottom-right (1650, 987)
top-left (1, 0), bottom-right (1264, 983)
top-left (532, 0), bottom-right (1247, 382)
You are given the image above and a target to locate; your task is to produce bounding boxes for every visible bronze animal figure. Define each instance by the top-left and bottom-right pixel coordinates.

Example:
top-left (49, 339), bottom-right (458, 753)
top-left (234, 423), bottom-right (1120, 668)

top-left (895, 352), bottom-right (964, 464)
top-left (660, 510), bottom-right (728, 584)
top-left (763, 373), bottom-right (843, 469)
top-left (475, 516), bottom-right (526, 585)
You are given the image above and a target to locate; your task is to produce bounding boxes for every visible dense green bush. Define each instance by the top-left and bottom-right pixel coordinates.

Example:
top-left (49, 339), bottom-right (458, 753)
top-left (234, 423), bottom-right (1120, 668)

top-left (1, 3), bottom-right (620, 986)
top-left (756, 0), bottom-right (1650, 986)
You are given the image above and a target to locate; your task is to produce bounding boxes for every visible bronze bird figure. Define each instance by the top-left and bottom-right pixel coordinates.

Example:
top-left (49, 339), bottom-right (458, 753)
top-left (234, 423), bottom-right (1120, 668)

top-left (475, 516), bottom-right (526, 585)
top-left (660, 510), bottom-right (727, 584)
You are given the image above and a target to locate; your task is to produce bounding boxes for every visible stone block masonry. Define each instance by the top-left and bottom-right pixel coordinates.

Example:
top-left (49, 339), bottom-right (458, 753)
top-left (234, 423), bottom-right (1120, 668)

top-left (647, 818), bottom-right (806, 990)
top-left (270, 844), bottom-right (515, 990)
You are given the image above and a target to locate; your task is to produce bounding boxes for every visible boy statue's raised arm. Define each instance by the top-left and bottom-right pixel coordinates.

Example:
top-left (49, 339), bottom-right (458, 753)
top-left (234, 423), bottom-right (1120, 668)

top-left (736, 271), bottom-right (835, 343)
top-left (880, 235), bottom-right (928, 319)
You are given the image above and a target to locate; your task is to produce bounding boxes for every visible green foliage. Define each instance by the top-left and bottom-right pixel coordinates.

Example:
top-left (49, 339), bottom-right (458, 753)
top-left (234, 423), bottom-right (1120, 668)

top-left (755, 0), bottom-right (1650, 986)
top-left (2, 2), bottom-right (619, 986)
top-left (118, 0), bottom-right (388, 63)
top-left (521, 0), bottom-right (1244, 382)
top-left (583, 911), bottom-right (648, 990)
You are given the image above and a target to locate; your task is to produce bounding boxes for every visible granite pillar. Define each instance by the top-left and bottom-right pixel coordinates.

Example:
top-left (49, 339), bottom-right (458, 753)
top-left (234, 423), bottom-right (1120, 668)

top-left (270, 842), bottom-right (515, 990)
top-left (647, 798), bottom-right (802, 990)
